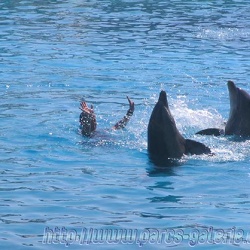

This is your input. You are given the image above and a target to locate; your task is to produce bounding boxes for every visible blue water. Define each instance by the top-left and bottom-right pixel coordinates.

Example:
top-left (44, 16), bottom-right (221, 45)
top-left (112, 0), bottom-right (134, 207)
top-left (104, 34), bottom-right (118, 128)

top-left (1, 1), bottom-right (250, 249)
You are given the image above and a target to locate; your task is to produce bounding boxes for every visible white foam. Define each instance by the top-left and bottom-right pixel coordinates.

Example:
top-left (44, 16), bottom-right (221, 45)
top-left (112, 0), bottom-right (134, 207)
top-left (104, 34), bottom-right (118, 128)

top-left (171, 97), bottom-right (224, 133)
top-left (98, 95), bottom-right (250, 162)
top-left (197, 27), bottom-right (250, 41)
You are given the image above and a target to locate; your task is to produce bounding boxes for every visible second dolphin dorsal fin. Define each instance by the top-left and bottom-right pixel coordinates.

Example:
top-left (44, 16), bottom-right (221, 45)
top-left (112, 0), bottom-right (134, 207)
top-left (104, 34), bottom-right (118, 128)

top-left (196, 128), bottom-right (224, 136)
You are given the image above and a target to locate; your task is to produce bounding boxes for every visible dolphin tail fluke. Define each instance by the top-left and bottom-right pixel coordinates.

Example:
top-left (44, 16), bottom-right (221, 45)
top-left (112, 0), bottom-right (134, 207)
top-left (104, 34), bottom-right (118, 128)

top-left (195, 128), bottom-right (224, 136)
top-left (185, 139), bottom-right (212, 155)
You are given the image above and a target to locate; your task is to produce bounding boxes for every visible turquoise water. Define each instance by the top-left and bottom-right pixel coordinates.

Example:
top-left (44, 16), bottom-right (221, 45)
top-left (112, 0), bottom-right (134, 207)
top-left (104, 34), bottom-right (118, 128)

top-left (1, 1), bottom-right (250, 249)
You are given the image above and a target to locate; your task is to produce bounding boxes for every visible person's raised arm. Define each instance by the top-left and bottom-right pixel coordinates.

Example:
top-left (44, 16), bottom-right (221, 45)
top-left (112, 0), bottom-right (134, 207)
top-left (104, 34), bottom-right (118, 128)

top-left (113, 96), bottom-right (134, 130)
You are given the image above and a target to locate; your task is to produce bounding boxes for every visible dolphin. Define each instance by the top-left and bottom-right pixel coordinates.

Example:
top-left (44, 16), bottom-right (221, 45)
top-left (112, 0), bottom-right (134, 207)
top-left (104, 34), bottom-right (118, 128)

top-left (196, 80), bottom-right (250, 137)
top-left (147, 90), bottom-right (211, 163)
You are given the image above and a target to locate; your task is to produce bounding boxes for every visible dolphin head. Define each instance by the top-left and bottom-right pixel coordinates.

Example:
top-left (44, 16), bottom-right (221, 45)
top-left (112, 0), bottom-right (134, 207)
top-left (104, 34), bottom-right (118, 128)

top-left (154, 90), bottom-right (173, 124)
top-left (227, 80), bottom-right (239, 113)
top-left (158, 90), bottom-right (168, 107)
top-left (148, 90), bottom-right (212, 163)
top-left (226, 80), bottom-right (250, 136)
top-left (228, 80), bottom-right (237, 92)
top-left (148, 90), bottom-right (185, 160)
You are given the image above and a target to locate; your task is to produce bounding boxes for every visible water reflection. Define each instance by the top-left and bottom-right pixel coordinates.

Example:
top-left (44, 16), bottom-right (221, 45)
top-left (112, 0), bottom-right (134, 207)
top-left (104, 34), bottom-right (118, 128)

top-left (146, 169), bottom-right (183, 206)
top-left (147, 165), bottom-right (177, 176)
top-left (148, 154), bottom-right (186, 169)
top-left (147, 181), bottom-right (182, 204)
top-left (148, 195), bottom-right (182, 203)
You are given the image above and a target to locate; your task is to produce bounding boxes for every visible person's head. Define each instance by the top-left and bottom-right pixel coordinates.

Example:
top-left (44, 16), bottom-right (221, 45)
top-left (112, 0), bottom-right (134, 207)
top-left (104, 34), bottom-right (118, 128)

top-left (79, 111), bottom-right (97, 136)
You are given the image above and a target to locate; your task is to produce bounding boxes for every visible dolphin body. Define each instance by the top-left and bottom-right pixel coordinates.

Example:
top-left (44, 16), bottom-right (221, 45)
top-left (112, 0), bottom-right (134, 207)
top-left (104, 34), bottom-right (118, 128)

top-left (196, 80), bottom-right (250, 137)
top-left (148, 90), bottom-right (211, 163)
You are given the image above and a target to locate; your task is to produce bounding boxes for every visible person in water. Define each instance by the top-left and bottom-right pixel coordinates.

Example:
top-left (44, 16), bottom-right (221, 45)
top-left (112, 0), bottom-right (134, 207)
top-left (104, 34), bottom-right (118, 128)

top-left (79, 96), bottom-right (134, 136)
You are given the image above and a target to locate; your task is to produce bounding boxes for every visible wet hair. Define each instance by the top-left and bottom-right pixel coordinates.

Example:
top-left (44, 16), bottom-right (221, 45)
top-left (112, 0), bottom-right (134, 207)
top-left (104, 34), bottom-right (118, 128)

top-left (79, 112), bottom-right (97, 136)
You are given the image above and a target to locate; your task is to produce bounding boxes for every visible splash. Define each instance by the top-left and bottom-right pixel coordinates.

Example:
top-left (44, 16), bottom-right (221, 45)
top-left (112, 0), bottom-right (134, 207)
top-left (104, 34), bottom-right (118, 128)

top-left (196, 27), bottom-right (250, 41)
top-left (131, 95), bottom-right (250, 162)
top-left (80, 95), bottom-right (250, 163)
top-left (170, 96), bottom-right (224, 134)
